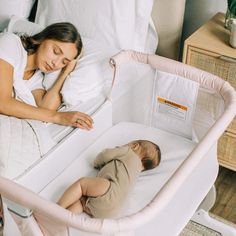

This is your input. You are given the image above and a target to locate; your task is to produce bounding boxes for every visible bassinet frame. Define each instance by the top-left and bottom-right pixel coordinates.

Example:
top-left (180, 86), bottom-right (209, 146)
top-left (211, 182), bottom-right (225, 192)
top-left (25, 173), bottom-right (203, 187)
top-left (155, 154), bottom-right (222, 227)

top-left (0, 51), bottom-right (235, 236)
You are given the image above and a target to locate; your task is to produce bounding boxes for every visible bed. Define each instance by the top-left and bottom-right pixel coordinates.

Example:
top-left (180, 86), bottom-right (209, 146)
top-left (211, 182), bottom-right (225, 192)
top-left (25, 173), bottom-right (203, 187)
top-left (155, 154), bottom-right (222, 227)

top-left (0, 1), bottom-right (236, 236)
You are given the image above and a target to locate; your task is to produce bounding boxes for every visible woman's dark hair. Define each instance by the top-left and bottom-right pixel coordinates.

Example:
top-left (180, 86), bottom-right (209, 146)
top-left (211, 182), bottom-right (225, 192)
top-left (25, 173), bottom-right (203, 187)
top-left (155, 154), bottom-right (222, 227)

top-left (20, 22), bottom-right (82, 57)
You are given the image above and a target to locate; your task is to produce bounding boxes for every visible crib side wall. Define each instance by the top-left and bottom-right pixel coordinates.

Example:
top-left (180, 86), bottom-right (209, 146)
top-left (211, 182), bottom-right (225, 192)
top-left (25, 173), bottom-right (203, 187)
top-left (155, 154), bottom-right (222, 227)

top-left (112, 68), bottom-right (155, 126)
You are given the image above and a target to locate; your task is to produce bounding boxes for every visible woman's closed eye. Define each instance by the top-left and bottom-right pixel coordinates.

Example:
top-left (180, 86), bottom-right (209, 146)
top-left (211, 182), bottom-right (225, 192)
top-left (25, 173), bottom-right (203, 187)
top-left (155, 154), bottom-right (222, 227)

top-left (53, 47), bottom-right (61, 55)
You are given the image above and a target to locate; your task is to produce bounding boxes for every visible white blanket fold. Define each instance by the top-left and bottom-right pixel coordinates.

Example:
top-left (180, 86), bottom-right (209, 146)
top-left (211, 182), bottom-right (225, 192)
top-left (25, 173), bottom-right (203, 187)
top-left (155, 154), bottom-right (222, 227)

top-left (0, 115), bottom-right (55, 179)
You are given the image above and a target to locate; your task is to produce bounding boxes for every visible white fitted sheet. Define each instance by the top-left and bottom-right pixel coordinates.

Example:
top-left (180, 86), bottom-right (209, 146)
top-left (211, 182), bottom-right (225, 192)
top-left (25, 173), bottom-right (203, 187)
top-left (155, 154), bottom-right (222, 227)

top-left (39, 122), bottom-right (197, 218)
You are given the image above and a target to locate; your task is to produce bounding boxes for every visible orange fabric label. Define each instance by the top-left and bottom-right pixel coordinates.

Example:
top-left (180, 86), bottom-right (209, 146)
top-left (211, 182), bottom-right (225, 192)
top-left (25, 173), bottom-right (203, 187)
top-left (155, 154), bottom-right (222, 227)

top-left (157, 97), bottom-right (188, 111)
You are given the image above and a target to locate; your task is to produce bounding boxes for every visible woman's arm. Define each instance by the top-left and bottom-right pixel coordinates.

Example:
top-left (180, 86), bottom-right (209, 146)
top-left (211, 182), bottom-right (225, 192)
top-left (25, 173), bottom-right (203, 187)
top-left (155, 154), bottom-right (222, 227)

top-left (32, 60), bottom-right (77, 110)
top-left (0, 59), bottom-right (93, 129)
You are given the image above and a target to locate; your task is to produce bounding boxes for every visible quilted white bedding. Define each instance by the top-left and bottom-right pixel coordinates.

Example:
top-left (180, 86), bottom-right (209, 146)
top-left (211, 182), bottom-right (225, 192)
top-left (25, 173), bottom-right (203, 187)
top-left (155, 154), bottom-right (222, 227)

top-left (0, 115), bottom-right (56, 179)
top-left (0, 115), bottom-right (40, 179)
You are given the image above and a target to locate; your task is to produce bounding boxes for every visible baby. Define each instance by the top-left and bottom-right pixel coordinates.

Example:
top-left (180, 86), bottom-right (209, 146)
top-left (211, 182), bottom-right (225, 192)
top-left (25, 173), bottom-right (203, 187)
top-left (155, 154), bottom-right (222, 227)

top-left (57, 139), bottom-right (161, 218)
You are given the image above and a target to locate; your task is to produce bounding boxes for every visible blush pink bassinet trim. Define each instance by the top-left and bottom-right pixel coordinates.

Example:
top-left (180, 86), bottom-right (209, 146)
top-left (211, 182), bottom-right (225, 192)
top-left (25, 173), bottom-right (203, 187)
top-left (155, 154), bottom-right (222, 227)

top-left (0, 50), bottom-right (235, 235)
top-left (111, 50), bottom-right (235, 105)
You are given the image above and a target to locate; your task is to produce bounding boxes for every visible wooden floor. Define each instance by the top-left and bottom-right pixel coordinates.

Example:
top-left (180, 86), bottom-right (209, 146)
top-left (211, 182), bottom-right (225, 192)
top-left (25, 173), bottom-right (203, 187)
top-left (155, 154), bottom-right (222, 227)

top-left (210, 166), bottom-right (236, 224)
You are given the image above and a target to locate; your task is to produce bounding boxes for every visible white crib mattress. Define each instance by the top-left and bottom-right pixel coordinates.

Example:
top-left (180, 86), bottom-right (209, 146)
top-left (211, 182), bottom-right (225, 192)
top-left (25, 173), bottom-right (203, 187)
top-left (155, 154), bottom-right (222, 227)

top-left (39, 122), bottom-right (197, 218)
top-left (38, 122), bottom-right (218, 236)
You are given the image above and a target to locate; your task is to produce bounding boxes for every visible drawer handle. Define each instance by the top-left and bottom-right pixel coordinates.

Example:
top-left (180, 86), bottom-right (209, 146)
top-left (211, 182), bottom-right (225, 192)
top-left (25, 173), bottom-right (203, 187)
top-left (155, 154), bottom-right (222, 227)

top-left (219, 55), bottom-right (236, 63)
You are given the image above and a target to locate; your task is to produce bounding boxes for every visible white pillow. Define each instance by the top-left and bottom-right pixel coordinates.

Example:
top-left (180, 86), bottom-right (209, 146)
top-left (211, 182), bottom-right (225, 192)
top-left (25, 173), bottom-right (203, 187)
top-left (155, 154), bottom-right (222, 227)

top-left (43, 38), bottom-right (117, 107)
top-left (35, 0), bottom-right (155, 51)
top-left (6, 17), bottom-right (116, 107)
top-left (0, 0), bottom-right (35, 32)
top-left (6, 15), bottom-right (43, 35)
top-left (61, 40), bottom-right (117, 107)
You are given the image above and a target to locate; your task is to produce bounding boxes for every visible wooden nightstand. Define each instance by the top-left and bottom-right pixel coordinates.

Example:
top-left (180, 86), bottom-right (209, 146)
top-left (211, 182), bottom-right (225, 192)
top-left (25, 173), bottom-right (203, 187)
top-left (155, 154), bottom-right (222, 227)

top-left (183, 12), bottom-right (236, 171)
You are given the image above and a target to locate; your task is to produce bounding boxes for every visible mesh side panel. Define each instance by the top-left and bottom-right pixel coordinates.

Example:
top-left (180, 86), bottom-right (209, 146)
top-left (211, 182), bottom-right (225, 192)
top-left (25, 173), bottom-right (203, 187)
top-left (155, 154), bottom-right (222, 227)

top-left (189, 49), bottom-right (236, 170)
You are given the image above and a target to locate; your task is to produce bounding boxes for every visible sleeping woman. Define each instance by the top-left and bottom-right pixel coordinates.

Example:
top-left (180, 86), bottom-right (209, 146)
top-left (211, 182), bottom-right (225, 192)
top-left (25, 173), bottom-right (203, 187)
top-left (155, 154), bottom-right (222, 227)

top-left (0, 22), bottom-right (93, 129)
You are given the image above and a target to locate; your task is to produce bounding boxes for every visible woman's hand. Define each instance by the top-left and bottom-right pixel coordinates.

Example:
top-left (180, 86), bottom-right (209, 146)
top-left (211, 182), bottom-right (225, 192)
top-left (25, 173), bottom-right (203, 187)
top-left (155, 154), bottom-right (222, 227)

top-left (34, 59), bottom-right (78, 111)
top-left (62, 59), bottom-right (77, 76)
top-left (54, 111), bottom-right (94, 130)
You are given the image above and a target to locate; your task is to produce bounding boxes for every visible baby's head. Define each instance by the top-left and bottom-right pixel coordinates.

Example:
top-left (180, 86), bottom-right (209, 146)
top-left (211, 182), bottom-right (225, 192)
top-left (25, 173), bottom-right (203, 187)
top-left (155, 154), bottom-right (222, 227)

top-left (128, 140), bottom-right (161, 171)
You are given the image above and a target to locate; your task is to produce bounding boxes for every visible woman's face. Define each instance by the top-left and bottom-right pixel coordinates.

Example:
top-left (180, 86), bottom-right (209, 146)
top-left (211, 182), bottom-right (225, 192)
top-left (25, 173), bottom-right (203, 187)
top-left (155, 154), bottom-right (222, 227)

top-left (35, 39), bottom-right (78, 73)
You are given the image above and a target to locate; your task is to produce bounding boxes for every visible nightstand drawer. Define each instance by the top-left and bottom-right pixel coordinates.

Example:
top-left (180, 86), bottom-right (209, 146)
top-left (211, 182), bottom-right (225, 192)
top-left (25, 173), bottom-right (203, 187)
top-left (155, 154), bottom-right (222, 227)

top-left (187, 47), bottom-right (236, 90)
top-left (218, 131), bottom-right (236, 171)
top-left (227, 117), bottom-right (236, 133)
top-left (183, 13), bottom-right (236, 171)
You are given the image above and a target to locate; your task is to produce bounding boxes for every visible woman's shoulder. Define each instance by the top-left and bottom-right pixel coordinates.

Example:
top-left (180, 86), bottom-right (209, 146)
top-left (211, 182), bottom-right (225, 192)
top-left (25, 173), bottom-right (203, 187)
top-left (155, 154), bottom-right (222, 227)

top-left (0, 32), bottom-right (21, 44)
top-left (0, 32), bottom-right (25, 67)
top-left (0, 32), bottom-right (23, 52)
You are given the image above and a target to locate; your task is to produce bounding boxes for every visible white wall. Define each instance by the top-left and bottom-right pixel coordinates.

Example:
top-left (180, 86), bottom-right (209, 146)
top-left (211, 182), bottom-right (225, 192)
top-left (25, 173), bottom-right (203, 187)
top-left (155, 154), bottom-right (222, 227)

top-left (152, 0), bottom-right (186, 59)
top-left (180, 0), bottom-right (227, 60)
top-left (182, 0), bottom-right (227, 41)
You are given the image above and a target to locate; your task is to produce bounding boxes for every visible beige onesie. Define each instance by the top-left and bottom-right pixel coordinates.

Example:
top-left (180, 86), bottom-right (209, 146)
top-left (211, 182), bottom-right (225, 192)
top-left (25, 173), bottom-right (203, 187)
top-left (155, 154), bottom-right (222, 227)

top-left (85, 146), bottom-right (142, 218)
